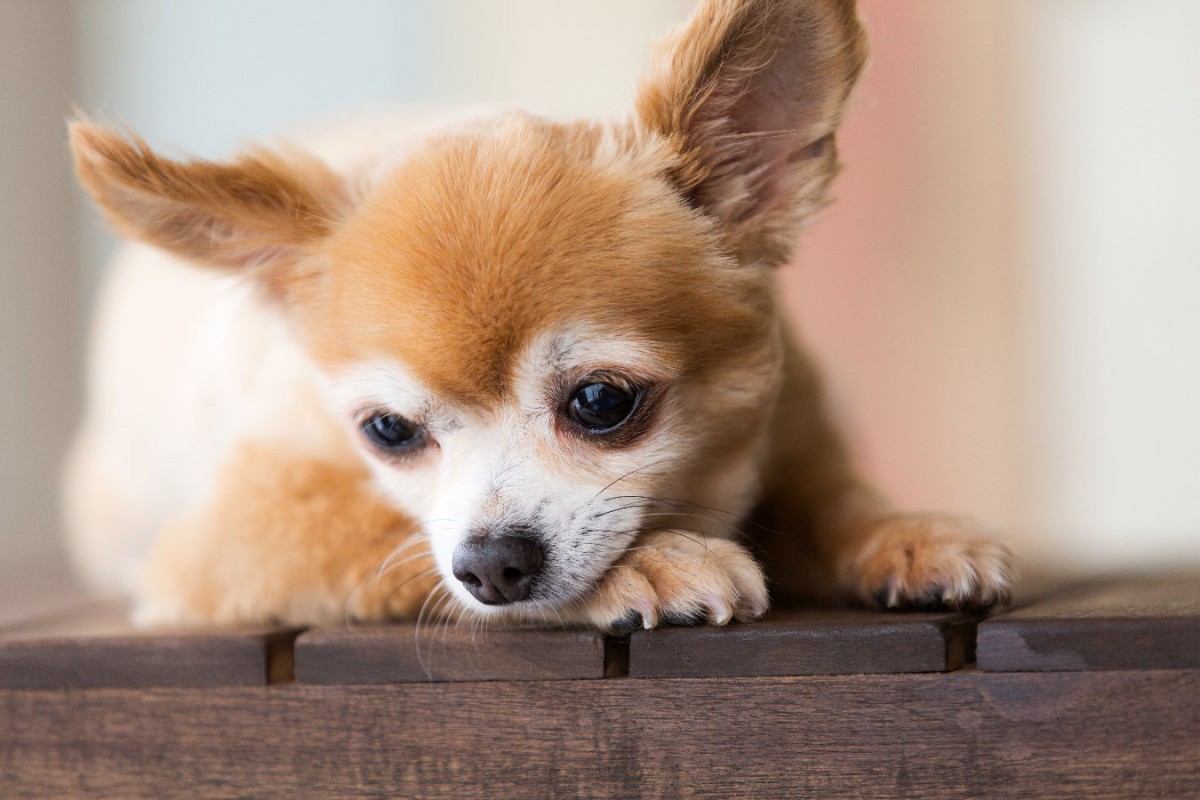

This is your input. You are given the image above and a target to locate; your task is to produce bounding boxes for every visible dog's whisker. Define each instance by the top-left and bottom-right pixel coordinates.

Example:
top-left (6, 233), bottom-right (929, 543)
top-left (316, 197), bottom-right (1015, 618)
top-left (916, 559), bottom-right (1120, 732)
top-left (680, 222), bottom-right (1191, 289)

top-left (433, 593), bottom-right (456, 658)
top-left (376, 550), bottom-right (436, 582)
top-left (422, 594), bottom-right (451, 671)
top-left (415, 582), bottom-right (459, 680)
top-left (382, 565), bottom-right (440, 608)
top-left (589, 458), bottom-right (672, 501)
top-left (343, 531), bottom-right (436, 625)
top-left (631, 495), bottom-right (784, 538)
top-left (376, 542), bottom-right (433, 576)
top-left (592, 500), bottom-right (658, 519)
top-left (595, 494), bottom-right (728, 556)
top-left (414, 581), bottom-right (442, 642)
top-left (373, 519), bottom-right (448, 580)
top-left (468, 606), bottom-right (484, 642)
top-left (633, 497), bottom-right (716, 543)
top-left (550, 602), bottom-right (568, 630)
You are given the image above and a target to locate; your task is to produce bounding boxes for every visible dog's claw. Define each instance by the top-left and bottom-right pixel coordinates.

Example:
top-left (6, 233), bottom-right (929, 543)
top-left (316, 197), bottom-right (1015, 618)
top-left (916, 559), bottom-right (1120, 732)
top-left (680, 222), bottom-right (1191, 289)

top-left (873, 583), bottom-right (906, 610)
top-left (708, 598), bottom-right (734, 625)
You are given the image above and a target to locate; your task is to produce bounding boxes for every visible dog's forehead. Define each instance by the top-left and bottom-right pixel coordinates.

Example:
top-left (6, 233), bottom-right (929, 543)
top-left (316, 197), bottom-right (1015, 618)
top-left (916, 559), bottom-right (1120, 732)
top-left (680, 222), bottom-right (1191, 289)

top-left (311, 116), bottom-right (757, 407)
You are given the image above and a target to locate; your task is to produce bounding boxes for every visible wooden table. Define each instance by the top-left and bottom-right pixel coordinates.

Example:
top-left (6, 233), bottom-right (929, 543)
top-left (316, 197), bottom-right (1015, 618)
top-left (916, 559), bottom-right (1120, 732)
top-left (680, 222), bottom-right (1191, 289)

top-left (2, 569), bottom-right (1197, 798)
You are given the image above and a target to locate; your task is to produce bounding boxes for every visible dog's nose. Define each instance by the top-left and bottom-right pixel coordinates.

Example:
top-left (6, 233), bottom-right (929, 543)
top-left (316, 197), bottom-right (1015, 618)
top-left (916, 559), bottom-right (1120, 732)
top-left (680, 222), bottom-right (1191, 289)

top-left (451, 533), bottom-right (544, 605)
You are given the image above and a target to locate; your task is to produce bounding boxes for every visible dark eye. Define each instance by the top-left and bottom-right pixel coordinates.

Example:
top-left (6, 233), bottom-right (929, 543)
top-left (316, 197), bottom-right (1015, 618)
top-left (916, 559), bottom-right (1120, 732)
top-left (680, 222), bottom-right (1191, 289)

top-left (361, 412), bottom-right (424, 452)
top-left (568, 382), bottom-right (640, 432)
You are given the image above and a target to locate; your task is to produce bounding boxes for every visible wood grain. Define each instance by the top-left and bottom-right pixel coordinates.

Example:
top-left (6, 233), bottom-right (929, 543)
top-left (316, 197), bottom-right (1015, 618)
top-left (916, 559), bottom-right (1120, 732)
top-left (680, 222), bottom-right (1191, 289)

top-left (1, 670), bottom-right (1197, 798)
top-left (627, 607), bottom-right (976, 678)
top-left (294, 622), bottom-right (609, 683)
top-left (0, 603), bottom-right (297, 688)
top-left (978, 571), bottom-right (1200, 671)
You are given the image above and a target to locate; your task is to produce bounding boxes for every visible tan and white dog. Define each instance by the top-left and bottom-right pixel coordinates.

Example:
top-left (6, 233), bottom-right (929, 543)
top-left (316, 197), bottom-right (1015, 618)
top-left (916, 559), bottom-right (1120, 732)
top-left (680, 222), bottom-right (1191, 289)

top-left (65, 0), bottom-right (1012, 632)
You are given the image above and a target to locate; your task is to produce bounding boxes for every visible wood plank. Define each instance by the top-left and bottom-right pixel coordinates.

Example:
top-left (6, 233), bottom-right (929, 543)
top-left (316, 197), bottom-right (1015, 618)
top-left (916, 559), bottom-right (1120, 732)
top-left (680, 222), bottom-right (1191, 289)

top-left (0, 603), bottom-right (297, 689)
top-left (1, 670), bottom-right (1197, 798)
top-left (978, 571), bottom-right (1200, 671)
top-left (295, 621), bottom-right (609, 683)
top-left (626, 606), bottom-right (975, 678)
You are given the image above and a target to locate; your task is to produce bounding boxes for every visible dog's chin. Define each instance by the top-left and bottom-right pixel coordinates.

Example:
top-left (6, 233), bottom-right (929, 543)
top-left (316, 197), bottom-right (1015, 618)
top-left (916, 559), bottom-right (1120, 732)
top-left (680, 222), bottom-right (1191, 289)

top-left (440, 576), bottom-right (596, 627)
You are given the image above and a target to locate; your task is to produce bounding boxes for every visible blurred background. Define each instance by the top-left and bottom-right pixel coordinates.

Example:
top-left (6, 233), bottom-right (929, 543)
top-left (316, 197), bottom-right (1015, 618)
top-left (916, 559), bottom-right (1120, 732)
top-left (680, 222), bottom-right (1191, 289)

top-left (1, 1), bottom-right (1197, 597)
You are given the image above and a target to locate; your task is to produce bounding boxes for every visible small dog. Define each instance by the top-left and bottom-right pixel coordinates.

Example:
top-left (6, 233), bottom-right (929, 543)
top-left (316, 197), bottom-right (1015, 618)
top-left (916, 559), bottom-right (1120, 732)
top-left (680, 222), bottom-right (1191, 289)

top-left (65, 0), bottom-right (1012, 631)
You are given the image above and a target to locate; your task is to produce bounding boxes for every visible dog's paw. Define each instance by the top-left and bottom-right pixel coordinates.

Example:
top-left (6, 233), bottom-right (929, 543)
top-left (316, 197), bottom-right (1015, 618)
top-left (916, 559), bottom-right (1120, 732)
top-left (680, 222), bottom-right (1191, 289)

top-left (577, 532), bottom-right (768, 634)
top-left (842, 514), bottom-right (1015, 612)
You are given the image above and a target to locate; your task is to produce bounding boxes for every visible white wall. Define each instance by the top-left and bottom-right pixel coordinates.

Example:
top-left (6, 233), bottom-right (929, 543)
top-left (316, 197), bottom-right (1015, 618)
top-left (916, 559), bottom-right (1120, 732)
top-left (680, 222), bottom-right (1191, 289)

top-left (1014, 0), bottom-right (1200, 568)
top-left (74, 1), bottom-right (440, 157)
top-left (0, 0), bottom-right (81, 566)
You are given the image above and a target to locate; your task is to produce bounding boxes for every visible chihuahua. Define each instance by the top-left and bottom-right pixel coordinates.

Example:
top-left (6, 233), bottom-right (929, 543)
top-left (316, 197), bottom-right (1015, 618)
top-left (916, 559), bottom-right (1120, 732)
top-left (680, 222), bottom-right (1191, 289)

top-left (65, 0), bottom-right (1012, 632)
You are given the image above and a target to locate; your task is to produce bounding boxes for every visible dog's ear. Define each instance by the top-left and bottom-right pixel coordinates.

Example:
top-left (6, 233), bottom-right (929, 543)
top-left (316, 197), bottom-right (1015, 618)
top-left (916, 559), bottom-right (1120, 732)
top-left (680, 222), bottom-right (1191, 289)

top-left (70, 120), bottom-right (346, 293)
top-left (636, 0), bottom-right (867, 266)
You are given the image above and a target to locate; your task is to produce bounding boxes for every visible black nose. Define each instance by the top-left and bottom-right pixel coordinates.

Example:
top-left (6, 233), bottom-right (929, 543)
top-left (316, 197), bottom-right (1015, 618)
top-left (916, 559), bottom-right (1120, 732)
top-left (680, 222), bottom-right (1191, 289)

top-left (451, 533), bottom-right (544, 605)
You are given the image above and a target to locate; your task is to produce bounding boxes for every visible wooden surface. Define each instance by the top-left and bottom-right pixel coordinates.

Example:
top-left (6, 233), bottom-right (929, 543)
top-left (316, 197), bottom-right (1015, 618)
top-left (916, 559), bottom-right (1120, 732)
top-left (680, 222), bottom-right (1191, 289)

top-left (627, 607), bottom-right (974, 678)
top-left (2, 670), bottom-right (1198, 799)
top-left (2, 569), bottom-right (1200, 797)
top-left (295, 621), bottom-right (609, 683)
top-left (978, 572), bottom-right (1200, 671)
top-left (0, 603), bottom-right (296, 688)
top-left (294, 607), bottom-right (973, 684)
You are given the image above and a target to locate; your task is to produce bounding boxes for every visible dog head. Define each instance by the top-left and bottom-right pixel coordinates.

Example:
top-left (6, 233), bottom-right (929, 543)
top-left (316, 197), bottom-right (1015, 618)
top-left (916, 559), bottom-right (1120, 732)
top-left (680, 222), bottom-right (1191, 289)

top-left (71, 0), bottom-right (866, 618)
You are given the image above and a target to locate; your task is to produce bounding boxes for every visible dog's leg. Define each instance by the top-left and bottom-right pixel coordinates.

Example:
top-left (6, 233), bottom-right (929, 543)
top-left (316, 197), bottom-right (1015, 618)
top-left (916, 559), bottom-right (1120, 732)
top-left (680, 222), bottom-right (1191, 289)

top-left (135, 443), bottom-right (440, 627)
top-left (571, 530), bottom-right (769, 634)
top-left (749, 333), bottom-right (1014, 611)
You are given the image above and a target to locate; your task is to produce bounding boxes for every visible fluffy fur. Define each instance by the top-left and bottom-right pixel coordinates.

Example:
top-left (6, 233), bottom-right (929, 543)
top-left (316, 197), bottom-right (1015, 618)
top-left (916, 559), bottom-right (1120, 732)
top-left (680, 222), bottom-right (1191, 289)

top-left (65, 0), bottom-right (1012, 631)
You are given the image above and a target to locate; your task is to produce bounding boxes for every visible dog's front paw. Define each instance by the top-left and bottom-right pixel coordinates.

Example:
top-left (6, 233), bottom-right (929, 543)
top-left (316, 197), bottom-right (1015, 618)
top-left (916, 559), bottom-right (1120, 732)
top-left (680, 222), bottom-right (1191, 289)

top-left (842, 514), bottom-right (1015, 612)
top-left (578, 532), bottom-right (768, 634)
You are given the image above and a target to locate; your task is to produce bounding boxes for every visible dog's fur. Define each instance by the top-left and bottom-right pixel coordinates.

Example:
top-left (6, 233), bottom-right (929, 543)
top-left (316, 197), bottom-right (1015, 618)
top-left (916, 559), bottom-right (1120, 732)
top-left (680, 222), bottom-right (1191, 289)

top-left (65, 0), bottom-right (1012, 631)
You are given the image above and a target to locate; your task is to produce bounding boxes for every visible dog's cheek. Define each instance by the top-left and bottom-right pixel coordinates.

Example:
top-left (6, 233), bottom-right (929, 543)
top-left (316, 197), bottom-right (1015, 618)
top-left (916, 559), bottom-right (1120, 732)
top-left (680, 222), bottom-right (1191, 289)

top-left (689, 346), bottom-right (783, 444)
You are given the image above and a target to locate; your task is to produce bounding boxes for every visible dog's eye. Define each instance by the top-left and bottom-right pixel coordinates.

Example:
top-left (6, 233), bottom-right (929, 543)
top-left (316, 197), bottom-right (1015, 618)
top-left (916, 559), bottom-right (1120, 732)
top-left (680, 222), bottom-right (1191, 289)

top-left (568, 382), bottom-right (640, 432)
top-left (362, 412), bottom-right (424, 452)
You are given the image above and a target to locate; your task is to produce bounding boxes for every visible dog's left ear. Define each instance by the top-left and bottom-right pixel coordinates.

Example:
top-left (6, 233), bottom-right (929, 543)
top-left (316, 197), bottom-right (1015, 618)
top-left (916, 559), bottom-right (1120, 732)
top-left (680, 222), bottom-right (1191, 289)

top-left (636, 0), bottom-right (867, 266)
top-left (70, 120), bottom-right (347, 295)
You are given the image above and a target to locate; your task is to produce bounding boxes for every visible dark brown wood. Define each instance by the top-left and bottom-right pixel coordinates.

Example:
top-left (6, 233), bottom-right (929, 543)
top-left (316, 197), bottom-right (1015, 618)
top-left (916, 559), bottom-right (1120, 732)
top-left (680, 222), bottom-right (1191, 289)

top-left (2, 669), bottom-right (1197, 798)
top-left (627, 606), bottom-right (976, 678)
top-left (295, 621), bottom-right (609, 683)
top-left (0, 603), bottom-right (298, 689)
top-left (978, 571), bottom-right (1200, 671)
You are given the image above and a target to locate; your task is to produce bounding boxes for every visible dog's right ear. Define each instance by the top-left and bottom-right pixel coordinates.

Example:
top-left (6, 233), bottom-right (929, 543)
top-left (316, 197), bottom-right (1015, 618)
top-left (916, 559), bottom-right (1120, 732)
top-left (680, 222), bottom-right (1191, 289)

top-left (636, 0), bottom-right (867, 267)
top-left (70, 120), bottom-right (347, 295)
